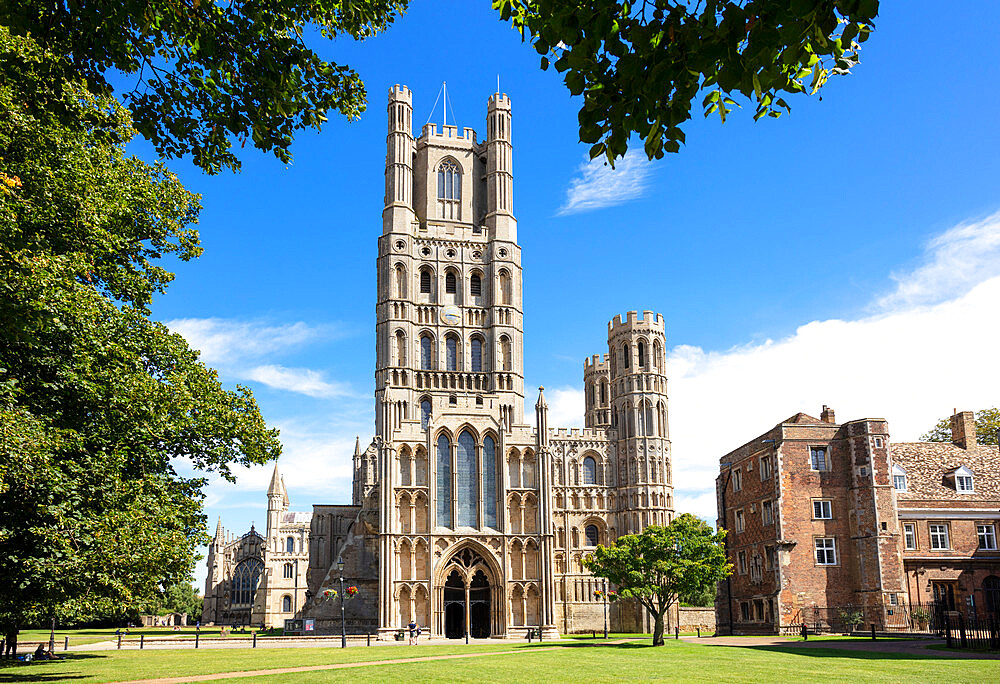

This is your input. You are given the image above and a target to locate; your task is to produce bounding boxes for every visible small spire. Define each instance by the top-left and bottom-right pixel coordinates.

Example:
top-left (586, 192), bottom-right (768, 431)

top-left (536, 386), bottom-right (548, 409)
top-left (354, 436), bottom-right (361, 457)
top-left (280, 476), bottom-right (290, 507)
top-left (267, 463), bottom-right (282, 497)
top-left (214, 516), bottom-right (223, 540)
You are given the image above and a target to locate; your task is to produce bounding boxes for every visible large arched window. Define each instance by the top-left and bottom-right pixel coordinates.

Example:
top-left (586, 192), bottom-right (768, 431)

top-left (281, 595), bottom-right (292, 612)
top-left (445, 335), bottom-right (458, 371)
top-left (582, 456), bottom-right (597, 485)
top-left (420, 399), bottom-right (432, 430)
top-left (420, 335), bottom-right (433, 370)
top-left (437, 159), bottom-right (461, 200)
top-left (436, 434), bottom-right (452, 527)
top-left (419, 268), bottom-right (432, 294)
top-left (470, 273), bottom-right (482, 297)
top-left (471, 337), bottom-right (483, 372)
top-left (231, 557), bottom-right (264, 608)
top-left (286, 536), bottom-right (295, 553)
top-left (585, 525), bottom-right (600, 547)
top-left (483, 435), bottom-right (497, 528)
top-left (456, 431), bottom-right (478, 527)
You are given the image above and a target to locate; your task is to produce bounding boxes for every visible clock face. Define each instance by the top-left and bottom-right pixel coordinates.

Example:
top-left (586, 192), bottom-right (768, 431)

top-left (440, 305), bottom-right (461, 326)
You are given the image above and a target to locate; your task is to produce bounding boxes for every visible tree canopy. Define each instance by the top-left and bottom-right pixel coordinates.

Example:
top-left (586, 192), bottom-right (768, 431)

top-left (583, 514), bottom-right (730, 645)
top-left (495, 0), bottom-right (879, 164)
top-left (2, 0), bottom-right (409, 173)
top-left (922, 408), bottom-right (1000, 446)
top-left (0, 27), bottom-right (280, 643)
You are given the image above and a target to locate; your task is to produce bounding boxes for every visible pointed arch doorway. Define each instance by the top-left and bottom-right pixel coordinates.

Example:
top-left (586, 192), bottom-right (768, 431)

top-left (438, 547), bottom-right (497, 638)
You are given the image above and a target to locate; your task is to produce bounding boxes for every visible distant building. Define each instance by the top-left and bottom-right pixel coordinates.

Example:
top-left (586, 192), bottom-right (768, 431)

top-left (715, 407), bottom-right (1000, 634)
top-left (203, 85), bottom-right (678, 637)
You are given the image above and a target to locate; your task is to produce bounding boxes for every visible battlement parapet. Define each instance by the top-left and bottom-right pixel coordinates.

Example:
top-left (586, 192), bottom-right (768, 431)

top-left (548, 426), bottom-right (607, 441)
top-left (488, 93), bottom-right (512, 110)
top-left (420, 123), bottom-right (477, 144)
top-left (583, 354), bottom-right (610, 372)
top-left (389, 84), bottom-right (412, 103)
top-left (608, 310), bottom-right (665, 336)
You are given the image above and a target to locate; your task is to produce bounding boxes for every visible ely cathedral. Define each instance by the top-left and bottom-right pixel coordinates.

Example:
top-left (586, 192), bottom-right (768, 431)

top-left (203, 86), bottom-right (677, 638)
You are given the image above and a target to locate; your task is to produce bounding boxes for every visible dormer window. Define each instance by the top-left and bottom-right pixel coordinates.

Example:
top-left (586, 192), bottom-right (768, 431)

top-left (892, 465), bottom-right (908, 492)
top-left (954, 466), bottom-right (975, 493)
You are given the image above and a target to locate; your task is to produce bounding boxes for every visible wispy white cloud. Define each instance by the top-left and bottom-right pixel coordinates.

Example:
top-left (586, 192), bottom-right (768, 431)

top-left (558, 150), bottom-right (655, 215)
top-left (167, 318), bottom-right (328, 365)
top-left (245, 365), bottom-right (354, 399)
top-left (526, 385), bottom-right (585, 430)
top-left (166, 318), bottom-right (354, 399)
top-left (877, 210), bottom-right (1000, 310)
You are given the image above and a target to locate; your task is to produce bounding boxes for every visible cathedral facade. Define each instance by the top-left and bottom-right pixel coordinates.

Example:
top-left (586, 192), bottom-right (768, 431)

top-left (204, 86), bottom-right (677, 638)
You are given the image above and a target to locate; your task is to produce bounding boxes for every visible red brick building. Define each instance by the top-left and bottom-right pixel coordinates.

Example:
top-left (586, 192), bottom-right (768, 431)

top-left (715, 408), bottom-right (1000, 634)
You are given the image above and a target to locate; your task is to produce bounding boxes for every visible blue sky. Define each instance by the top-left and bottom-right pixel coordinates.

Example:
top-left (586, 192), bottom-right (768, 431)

top-left (129, 2), bottom-right (1000, 588)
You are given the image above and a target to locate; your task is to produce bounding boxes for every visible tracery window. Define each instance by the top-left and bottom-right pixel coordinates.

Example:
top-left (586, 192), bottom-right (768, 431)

top-left (437, 434), bottom-right (452, 527)
top-left (582, 456), bottom-right (597, 485)
top-left (471, 337), bottom-right (483, 372)
top-left (420, 335), bottom-right (433, 370)
top-left (437, 159), bottom-right (461, 200)
top-left (230, 557), bottom-right (264, 608)
top-left (483, 435), bottom-right (497, 528)
top-left (456, 431), bottom-right (478, 527)
top-left (420, 399), bottom-right (432, 430)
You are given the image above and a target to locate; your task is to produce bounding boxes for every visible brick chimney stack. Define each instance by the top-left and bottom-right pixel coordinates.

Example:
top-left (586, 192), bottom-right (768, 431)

top-left (950, 410), bottom-right (977, 449)
top-left (821, 405), bottom-right (836, 424)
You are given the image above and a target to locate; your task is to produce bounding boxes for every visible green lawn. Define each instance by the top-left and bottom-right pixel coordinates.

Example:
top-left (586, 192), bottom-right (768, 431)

top-left (2, 637), bottom-right (996, 683)
top-left (15, 626), bottom-right (247, 648)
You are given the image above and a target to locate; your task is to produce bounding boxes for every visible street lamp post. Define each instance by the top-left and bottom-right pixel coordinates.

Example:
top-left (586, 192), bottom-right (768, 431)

top-left (336, 557), bottom-right (346, 649)
top-left (602, 578), bottom-right (608, 639)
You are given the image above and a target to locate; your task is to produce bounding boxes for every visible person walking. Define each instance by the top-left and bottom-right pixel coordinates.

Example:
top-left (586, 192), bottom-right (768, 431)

top-left (407, 620), bottom-right (418, 645)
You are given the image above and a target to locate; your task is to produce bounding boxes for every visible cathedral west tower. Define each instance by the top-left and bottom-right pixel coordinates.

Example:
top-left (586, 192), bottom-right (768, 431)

top-left (206, 84), bottom-right (677, 638)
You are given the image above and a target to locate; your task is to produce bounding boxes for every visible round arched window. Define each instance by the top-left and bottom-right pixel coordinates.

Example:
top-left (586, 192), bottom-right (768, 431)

top-left (585, 525), bottom-right (600, 547)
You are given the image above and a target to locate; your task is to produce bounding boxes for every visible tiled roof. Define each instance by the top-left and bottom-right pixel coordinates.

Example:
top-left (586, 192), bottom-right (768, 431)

top-left (782, 413), bottom-right (826, 425)
top-left (892, 441), bottom-right (1000, 502)
top-left (281, 511), bottom-right (313, 524)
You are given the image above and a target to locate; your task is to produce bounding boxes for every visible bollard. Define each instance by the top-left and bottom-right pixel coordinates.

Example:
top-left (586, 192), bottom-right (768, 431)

top-left (367, 632), bottom-right (371, 647)
top-left (253, 632), bottom-right (257, 649)
top-left (697, 627), bottom-right (701, 638)
top-left (801, 623), bottom-right (808, 641)
top-left (117, 634), bottom-right (122, 650)
top-left (675, 627), bottom-right (679, 640)
top-left (592, 630), bottom-right (595, 639)
top-left (140, 635), bottom-right (145, 650)
top-left (64, 636), bottom-right (68, 651)
top-left (195, 633), bottom-right (200, 649)
top-left (871, 624), bottom-right (876, 641)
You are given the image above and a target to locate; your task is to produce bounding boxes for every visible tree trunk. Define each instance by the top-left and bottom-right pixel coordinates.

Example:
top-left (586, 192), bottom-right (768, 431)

top-left (4, 628), bottom-right (17, 659)
top-left (49, 616), bottom-right (56, 653)
top-left (652, 610), bottom-right (665, 646)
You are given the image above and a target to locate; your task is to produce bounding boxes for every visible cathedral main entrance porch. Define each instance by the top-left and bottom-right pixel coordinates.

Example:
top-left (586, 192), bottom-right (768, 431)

top-left (436, 547), bottom-right (502, 639)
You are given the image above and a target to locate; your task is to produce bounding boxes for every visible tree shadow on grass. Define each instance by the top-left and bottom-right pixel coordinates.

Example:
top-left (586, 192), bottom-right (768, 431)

top-left (0, 653), bottom-right (106, 683)
top-left (733, 644), bottom-right (1000, 662)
